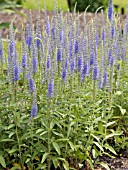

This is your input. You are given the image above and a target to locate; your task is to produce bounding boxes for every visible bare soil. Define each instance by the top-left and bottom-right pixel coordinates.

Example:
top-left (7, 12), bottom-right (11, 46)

top-left (0, 9), bottom-right (126, 39)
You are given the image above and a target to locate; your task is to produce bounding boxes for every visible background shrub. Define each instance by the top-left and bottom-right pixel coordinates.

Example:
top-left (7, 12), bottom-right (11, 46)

top-left (70, 0), bottom-right (108, 12)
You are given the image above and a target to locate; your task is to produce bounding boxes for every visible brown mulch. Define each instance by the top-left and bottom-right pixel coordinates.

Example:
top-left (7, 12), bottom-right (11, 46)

top-left (0, 8), bottom-right (126, 39)
top-left (94, 149), bottom-right (128, 170)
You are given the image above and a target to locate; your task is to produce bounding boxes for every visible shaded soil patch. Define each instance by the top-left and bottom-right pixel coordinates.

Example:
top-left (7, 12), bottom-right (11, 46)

top-left (94, 149), bottom-right (128, 170)
top-left (0, 9), bottom-right (126, 39)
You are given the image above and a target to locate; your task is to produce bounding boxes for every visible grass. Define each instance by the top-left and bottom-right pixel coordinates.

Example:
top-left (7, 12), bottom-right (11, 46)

top-left (22, 0), bottom-right (68, 11)
top-left (22, 0), bottom-right (127, 14)
top-left (113, 0), bottom-right (127, 13)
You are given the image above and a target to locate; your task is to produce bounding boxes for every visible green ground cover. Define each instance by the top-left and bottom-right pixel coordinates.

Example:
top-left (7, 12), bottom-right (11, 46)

top-left (113, 0), bottom-right (127, 12)
top-left (22, 0), bottom-right (127, 13)
top-left (22, 0), bottom-right (68, 11)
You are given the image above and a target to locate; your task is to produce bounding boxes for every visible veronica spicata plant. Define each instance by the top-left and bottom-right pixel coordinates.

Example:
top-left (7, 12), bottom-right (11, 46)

top-left (0, 1), bottom-right (128, 170)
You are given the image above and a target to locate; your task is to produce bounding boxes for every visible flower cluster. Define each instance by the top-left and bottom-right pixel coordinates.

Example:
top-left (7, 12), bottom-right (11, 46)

top-left (0, 0), bottom-right (128, 118)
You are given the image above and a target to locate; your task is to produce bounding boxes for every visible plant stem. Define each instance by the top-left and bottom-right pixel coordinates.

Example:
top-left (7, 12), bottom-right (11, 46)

top-left (92, 80), bottom-right (96, 104)
top-left (30, 118), bottom-right (34, 170)
top-left (47, 99), bottom-right (52, 170)
top-left (109, 66), bottom-right (113, 108)
top-left (14, 81), bottom-right (17, 103)
top-left (15, 118), bottom-right (23, 168)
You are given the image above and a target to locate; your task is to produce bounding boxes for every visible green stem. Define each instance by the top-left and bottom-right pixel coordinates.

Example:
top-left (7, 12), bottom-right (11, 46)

top-left (109, 66), bottom-right (113, 108)
top-left (30, 118), bottom-right (34, 170)
top-left (14, 81), bottom-right (17, 103)
top-left (15, 118), bottom-right (23, 168)
top-left (92, 80), bottom-right (96, 104)
top-left (47, 99), bottom-right (52, 170)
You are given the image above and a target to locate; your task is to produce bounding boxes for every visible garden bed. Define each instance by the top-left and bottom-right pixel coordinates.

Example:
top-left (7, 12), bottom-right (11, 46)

top-left (0, 9), bottom-right (126, 39)
top-left (0, 3), bottom-right (128, 170)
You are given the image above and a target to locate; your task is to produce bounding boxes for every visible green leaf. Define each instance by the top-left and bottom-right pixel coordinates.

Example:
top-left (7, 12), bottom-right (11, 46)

top-left (93, 141), bottom-right (104, 152)
top-left (63, 161), bottom-right (69, 170)
top-left (67, 126), bottom-right (71, 138)
top-left (106, 121), bottom-right (116, 127)
top-left (40, 131), bottom-right (47, 136)
top-left (104, 132), bottom-right (122, 140)
top-left (8, 149), bottom-right (17, 154)
top-left (117, 105), bottom-right (126, 115)
top-left (86, 158), bottom-right (94, 170)
top-left (104, 143), bottom-right (117, 155)
top-left (92, 149), bottom-right (96, 159)
top-left (9, 132), bottom-right (15, 138)
top-left (50, 122), bottom-right (55, 129)
top-left (41, 153), bottom-right (49, 164)
top-left (115, 91), bottom-right (123, 95)
top-left (8, 124), bottom-right (15, 129)
top-left (99, 162), bottom-right (110, 170)
top-left (104, 152), bottom-right (115, 159)
top-left (10, 167), bottom-right (20, 170)
top-left (0, 22), bottom-right (16, 30)
top-left (52, 131), bottom-right (64, 137)
top-left (57, 158), bottom-right (69, 170)
top-left (68, 141), bottom-right (75, 151)
top-left (1, 139), bottom-right (14, 142)
top-left (120, 108), bottom-right (126, 115)
top-left (52, 158), bottom-right (59, 168)
top-left (25, 158), bottom-right (30, 163)
top-left (52, 142), bottom-right (61, 155)
top-left (0, 155), bottom-right (6, 168)
top-left (56, 138), bottom-right (69, 142)
top-left (36, 129), bottom-right (44, 134)
top-left (91, 134), bottom-right (100, 142)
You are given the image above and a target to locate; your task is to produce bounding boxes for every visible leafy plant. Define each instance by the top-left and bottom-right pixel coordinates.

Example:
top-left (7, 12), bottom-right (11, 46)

top-left (0, 0), bottom-right (128, 169)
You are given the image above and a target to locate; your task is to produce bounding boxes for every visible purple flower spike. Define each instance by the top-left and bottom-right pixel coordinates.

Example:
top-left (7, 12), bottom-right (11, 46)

top-left (57, 48), bottom-right (62, 63)
top-left (47, 56), bottom-right (51, 69)
top-left (103, 71), bottom-right (108, 87)
top-left (108, 49), bottom-right (112, 62)
top-left (69, 42), bottom-right (72, 58)
top-left (9, 41), bottom-right (15, 56)
top-left (47, 79), bottom-right (54, 98)
top-left (13, 65), bottom-right (20, 81)
top-left (108, 49), bottom-right (114, 66)
top-left (98, 80), bottom-right (103, 89)
top-left (62, 68), bottom-right (66, 81)
top-left (110, 57), bottom-right (114, 66)
top-left (78, 56), bottom-right (82, 72)
top-left (74, 41), bottom-right (78, 54)
top-left (92, 65), bottom-right (99, 80)
top-left (60, 30), bottom-right (64, 45)
top-left (52, 27), bottom-right (55, 40)
top-left (90, 53), bottom-right (94, 66)
top-left (65, 58), bottom-right (68, 70)
top-left (102, 29), bottom-right (106, 41)
top-left (108, 0), bottom-right (113, 21)
top-left (36, 35), bottom-right (41, 48)
top-left (32, 57), bottom-right (38, 73)
top-left (0, 49), bottom-right (2, 56)
top-left (111, 25), bottom-right (115, 38)
top-left (31, 104), bottom-right (38, 118)
top-left (46, 20), bottom-right (50, 36)
top-left (0, 39), bottom-right (3, 62)
top-left (70, 59), bottom-right (74, 72)
top-left (26, 25), bottom-right (32, 49)
top-left (28, 78), bottom-right (35, 93)
top-left (22, 53), bottom-right (27, 69)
